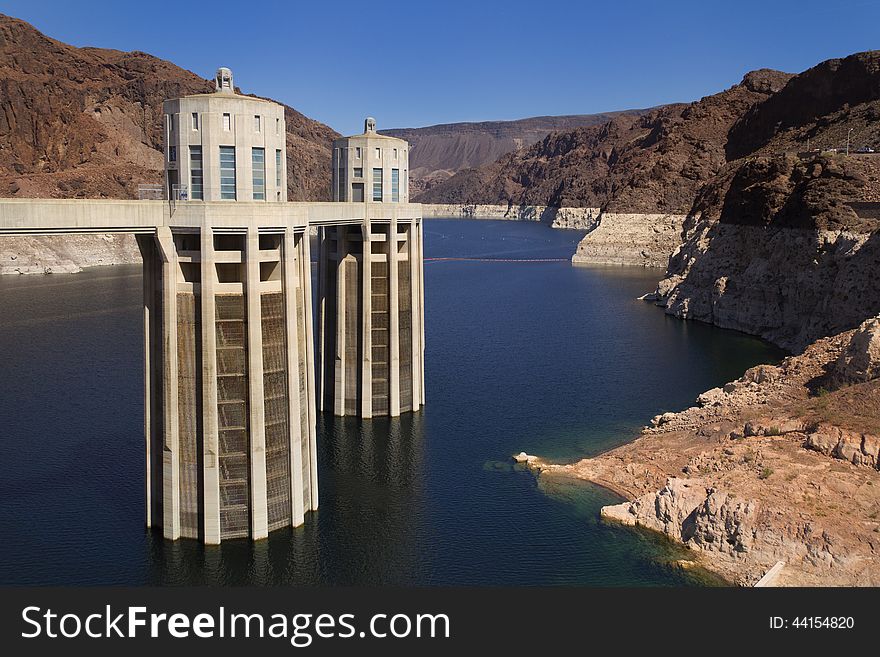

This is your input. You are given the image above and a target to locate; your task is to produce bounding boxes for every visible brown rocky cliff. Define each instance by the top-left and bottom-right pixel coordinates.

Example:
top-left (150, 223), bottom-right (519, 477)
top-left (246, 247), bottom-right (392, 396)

top-left (0, 14), bottom-right (337, 201)
top-left (416, 69), bottom-right (793, 212)
top-left (383, 110), bottom-right (653, 197)
top-left (656, 153), bottom-right (880, 351)
top-left (727, 51), bottom-right (880, 159)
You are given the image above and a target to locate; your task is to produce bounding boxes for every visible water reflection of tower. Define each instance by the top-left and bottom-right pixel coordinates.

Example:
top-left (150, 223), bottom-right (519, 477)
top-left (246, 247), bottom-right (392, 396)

top-left (311, 412), bottom-right (428, 584)
top-left (147, 412), bottom-right (427, 585)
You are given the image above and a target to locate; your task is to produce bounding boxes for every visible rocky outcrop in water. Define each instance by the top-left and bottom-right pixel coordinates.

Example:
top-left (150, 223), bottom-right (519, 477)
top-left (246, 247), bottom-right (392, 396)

top-left (601, 479), bottom-right (760, 558)
top-left (528, 314), bottom-right (880, 586)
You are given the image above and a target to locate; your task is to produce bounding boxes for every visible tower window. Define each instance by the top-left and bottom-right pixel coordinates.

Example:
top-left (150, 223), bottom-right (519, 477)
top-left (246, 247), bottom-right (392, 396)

top-left (254, 115), bottom-right (261, 132)
top-left (393, 148), bottom-right (398, 160)
top-left (223, 113), bottom-right (231, 131)
top-left (276, 118), bottom-right (280, 134)
top-left (355, 147), bottom-right (362, 159)
top-left (191, 113), bottom-right (199, 130)
top-left (372, 168), bottom-right (383, 201)
top-left (375, 147), bottom-right (381, 159)
top-left (220, 146), bottom-right (236, 200)
top-left (168, 145), bottom-right (177, 162)
top-left (354, 167), bottom-right (363, 178)
top-left (391, 168), bottom-right (399, 202)
top-left (275, 149), bottom-right (282, 190)
top-left (252, 147), bottom-right (265, 200)
top-left (189, 146), bottom-right (203, 200)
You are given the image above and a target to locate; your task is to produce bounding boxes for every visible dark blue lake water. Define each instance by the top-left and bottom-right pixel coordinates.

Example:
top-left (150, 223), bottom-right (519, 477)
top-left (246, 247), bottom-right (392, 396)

top-left (0, 219), bottom-right (784, 586)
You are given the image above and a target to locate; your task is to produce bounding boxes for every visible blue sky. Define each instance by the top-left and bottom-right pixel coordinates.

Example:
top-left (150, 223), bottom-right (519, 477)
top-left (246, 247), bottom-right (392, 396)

top-left (4, 0), bottom-right (879, 135)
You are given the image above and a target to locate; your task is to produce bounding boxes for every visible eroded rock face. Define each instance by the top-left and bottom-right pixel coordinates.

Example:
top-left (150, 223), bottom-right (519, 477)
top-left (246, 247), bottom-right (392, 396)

top-left (833, 315), bottom-right (880, 383)
top-left (688, 491), bottom-right (758, 555)
top-left (418, 203), bottom-right (601, 227)
top-left (804, 422), bottom-right (880, 469)
top-left (549, 207), bottom-right (602, 230)
top-left (601, 478), bottom-right (759, 556)
top-left (656, 217), bottom-right (880, 353)
top-left (571, 213), bottom-right (686, 267)
top-left (0, 234), bottom-right (140, 274)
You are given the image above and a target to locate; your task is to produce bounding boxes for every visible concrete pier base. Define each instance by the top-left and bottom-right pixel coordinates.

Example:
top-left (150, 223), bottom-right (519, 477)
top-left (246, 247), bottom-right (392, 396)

top-left (140, 224), bottom-right (316, 542)
top-left (317, 218), bottom-right (425, 418)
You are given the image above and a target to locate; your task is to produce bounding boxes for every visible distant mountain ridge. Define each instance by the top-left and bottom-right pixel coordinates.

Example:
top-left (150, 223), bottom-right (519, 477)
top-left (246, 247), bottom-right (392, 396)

top-left (383, 110), bottom-right (653, 196)
top-left (415, 69), bottom-right (794, 211)
top-left (417, 52), bottom-right (880, 215)
top-left (0, 13), bottom-right (338, 200)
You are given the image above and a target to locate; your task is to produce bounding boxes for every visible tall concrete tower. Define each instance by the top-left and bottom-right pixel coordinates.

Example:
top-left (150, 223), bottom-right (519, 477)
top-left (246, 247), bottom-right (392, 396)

top-left (316, 118), bottom-right (425, 417)
top-left (142, 69), bottom-right (316, 544)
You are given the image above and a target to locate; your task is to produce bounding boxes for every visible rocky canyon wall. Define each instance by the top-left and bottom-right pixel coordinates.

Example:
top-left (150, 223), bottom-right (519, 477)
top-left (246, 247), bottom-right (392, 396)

top-left (420, 203), bottom-right (600, 228)
top-left (657, 224), bottom-right (880, 352)
top-left (571, 213), bottom-right (686, 268)
top-left (655, 154), bottom-right (880, 352)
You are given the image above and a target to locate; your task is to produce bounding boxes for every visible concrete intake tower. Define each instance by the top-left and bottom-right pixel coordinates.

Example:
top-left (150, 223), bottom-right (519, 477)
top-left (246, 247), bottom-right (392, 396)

top-left (318, 118), bottom-right (425, 417)
top-left (0, 69), bottom-right (425, 544)
top-left (134, 70), bottom-right (425, 543)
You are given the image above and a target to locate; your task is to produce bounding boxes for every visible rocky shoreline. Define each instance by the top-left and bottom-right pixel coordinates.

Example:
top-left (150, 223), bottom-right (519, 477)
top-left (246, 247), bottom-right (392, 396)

top-left (421, 204), bottom-right (686, 268)
top-left (572, 212), bottom-right (686, 268)
top-left (0, 234), bottom-right (139, 274)
top-left (519, 315), bottom-right (880, 586)
top-left (420, 203), bottom-right (599, 227)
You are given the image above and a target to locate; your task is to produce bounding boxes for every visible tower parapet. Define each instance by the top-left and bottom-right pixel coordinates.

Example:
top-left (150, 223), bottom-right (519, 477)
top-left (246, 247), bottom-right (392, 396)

top-left (330, 117), bottom-right (409, 203)
top-left (163, 68), bottom-right (287, 202)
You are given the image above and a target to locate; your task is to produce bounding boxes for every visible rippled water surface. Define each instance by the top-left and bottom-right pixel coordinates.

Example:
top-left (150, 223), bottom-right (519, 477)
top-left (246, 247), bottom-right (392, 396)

top-left (0, 219), bottom-right (784, 585)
